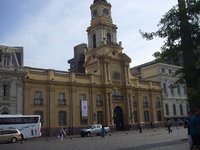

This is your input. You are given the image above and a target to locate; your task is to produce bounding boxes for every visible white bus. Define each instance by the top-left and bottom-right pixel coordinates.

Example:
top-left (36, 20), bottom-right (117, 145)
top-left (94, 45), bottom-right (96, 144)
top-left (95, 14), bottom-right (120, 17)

top-left (0, 115), bottom-right (42, 139)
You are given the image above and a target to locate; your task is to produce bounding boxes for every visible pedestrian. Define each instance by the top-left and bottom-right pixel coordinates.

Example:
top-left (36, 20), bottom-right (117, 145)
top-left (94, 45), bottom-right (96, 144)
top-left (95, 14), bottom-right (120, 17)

top-left (184, 111), bottom-right (193, 150)
top-left (138, 124), bottom-right (142, 133)
top-left (150, 121), bottom-right (154, 129)
top-left (167, 120), bottom-right (172, 133)
top-left (59, 128), bottom-right (66, 140)
top-left (189, 108), bottom-right (200, 150)
top-left (101, 124), bottom-right (105, 138)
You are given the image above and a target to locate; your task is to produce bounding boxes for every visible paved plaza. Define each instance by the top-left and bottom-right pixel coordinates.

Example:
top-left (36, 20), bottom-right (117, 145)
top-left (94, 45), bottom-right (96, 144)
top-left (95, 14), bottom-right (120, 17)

top-left (0, 126), bottom-right (190, 150)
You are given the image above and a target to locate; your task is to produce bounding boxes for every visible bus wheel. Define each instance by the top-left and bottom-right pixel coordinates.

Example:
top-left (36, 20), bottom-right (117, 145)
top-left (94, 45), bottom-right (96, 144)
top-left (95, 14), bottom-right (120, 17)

top-left (11, 137), bottom-right (17, 143)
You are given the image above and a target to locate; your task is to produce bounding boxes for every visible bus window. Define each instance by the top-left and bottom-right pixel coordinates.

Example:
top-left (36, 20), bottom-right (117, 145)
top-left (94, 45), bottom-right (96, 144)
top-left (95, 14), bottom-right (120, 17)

top-left (31, 129), bottom-right (34, 136)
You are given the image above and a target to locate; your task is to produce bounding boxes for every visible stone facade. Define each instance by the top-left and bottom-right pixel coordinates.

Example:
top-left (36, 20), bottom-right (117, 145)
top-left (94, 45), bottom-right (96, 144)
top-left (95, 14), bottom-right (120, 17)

top-left (23, 0), bottom-right (164, 136)
top-left (0, 45), bottom-right (25, 114)
top-left (24, 67), bottom-right (163, 136)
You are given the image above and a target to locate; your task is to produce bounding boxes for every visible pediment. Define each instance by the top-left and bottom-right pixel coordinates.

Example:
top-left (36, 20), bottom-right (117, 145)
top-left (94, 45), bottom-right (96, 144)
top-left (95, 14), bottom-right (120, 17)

top-left (119, 53), bottom-right (131, 62)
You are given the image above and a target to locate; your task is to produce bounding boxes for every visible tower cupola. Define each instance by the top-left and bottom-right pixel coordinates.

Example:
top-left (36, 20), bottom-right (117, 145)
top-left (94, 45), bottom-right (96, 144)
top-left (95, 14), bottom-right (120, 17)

top-left (93, 0), bottom-right (108, 4)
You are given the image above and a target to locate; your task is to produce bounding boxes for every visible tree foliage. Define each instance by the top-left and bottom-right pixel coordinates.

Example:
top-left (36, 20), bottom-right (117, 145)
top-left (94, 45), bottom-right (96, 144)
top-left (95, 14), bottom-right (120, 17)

top-left (140, 0), bottom-right (200, 108)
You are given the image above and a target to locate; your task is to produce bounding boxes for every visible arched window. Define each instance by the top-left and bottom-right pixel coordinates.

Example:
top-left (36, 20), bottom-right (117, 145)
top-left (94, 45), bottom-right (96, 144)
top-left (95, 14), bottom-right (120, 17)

top-left (107, 33), bottom-right (111, 44)
top-left (93, 34), bottom-right (96, 48)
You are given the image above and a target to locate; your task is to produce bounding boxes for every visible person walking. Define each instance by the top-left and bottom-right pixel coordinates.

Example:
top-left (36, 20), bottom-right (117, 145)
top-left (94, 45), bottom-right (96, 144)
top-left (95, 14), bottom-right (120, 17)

top-left (167, 120), bottom-right (172, 133)
top-left (150, 122), bottom-right (154, 129)
top-left (184, 110), bottom-right (193, 150)
top-left (190, 108), bottom-right (200, 150)
top-left (101, 124), bottom-right (105, 138)
top-left (59, 128), bottom-right (66, 140)
top-left (138, 124), bottom-right (142, 133)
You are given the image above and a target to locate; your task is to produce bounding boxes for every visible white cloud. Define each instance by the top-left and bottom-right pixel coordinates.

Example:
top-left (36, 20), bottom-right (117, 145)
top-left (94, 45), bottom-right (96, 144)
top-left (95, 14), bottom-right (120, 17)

top-left (1, 0), bottom-right (177, 70)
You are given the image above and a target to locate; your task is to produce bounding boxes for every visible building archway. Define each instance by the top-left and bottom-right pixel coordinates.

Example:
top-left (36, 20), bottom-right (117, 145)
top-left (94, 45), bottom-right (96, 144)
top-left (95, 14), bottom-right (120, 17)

top-left (113, 106), bottom-right (124, 130)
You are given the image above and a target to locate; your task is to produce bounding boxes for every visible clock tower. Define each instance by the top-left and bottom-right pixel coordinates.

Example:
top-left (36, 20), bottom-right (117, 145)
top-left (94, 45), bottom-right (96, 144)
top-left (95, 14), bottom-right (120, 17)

top-left (85, 0), bottom-right (131, 85)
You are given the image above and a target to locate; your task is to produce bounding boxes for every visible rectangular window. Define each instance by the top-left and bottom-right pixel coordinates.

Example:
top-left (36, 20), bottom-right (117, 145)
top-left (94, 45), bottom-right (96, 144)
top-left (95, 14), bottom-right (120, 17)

top-left (157, 111), bottom-right (162, 121)
top-left (163, 83), bottom-right (167, 94)
top-left (170, 85), bottom-right (174, 95)
top-left (58, 92), bottom-right (66, 105)
top-left (161, 68), bottom-right (165, 73)
top-left (133, 111), bottom-right (138, 123)
top-left (183, 86), bottom-right (187, 96)
top-left (156, 97), bottom-right (161, 108)
top-left (143, 96), bottom-right (148, 108)
top-left (97, 111), bottom-right (103, 124)
top-left (3, 84), bottom-right (10, 97)
top-left (96, 95), bottom-right (103, 106)
top-left (4, 55), bottom-right (10, 66)
top-left (80, 94), bottom-right (86, 101)
top-left (177, 85), bottom-right (181, 95)
top-left (180, 104), bottom-right (183, 115)
top-left (34, 91), bottom-right (43, 105)
top-left (169, 69), bottom-right (172, 74)
top-left (173, 104), bottom-right (177, 115)
top-left (144, 111), bottom-right (150, 122)
top-left (132, 96), bottom-right (137, 107)
top-left (165, 104), bottom-right (169, 115)
top-left (58, 111), bottom-right (67, 126)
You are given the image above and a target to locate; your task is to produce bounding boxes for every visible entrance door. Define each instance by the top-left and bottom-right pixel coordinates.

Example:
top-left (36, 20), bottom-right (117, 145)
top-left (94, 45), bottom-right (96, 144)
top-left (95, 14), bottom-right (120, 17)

top-left (114, 106), bottom-right (124, 130)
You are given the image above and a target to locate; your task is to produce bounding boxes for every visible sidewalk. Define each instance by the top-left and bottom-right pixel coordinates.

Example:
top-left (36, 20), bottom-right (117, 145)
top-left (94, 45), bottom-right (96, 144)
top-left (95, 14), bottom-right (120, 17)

top-left (0, 126), bottom-right (189, 150)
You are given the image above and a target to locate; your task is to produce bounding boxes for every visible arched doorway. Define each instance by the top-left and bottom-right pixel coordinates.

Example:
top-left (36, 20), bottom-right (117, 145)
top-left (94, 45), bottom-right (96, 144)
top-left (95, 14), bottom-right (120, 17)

top-left (114, 106), bottom-right (124, 130)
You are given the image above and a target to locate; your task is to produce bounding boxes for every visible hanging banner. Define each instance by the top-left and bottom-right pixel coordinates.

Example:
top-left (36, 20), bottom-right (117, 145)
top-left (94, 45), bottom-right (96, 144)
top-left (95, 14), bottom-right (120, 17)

top-left (81, 100), bottom-right (88, 117)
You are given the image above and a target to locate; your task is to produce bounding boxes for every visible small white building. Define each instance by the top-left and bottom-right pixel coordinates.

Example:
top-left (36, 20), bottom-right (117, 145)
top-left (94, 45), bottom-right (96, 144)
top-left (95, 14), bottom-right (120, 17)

top-left (0, 45), bottom-right (25, 114)
top-left (131, 61), bottom-right (189, 124)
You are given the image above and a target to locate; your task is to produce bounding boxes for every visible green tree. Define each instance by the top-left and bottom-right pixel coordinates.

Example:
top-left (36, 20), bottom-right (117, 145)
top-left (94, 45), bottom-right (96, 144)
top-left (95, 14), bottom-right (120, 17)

top-left (140, 0), bottom-right (200, 108)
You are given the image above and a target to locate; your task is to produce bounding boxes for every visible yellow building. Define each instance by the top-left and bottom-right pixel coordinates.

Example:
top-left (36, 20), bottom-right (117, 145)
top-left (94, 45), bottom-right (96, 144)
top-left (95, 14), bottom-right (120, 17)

top-left (24, 0), bottom-right (164, 136)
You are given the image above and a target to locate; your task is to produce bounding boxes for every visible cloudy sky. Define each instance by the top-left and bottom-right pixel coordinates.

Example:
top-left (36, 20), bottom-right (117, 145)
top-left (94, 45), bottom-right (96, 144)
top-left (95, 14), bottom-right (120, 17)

top-left (0, 0), bottom-right (177, 71)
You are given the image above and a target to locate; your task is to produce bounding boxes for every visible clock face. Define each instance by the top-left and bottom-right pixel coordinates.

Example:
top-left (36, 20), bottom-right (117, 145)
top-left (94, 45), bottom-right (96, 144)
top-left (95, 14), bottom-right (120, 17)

top-left (103, 8), bottom-right (109, 16)
top-left (92, 9), bottom-right (98, 18)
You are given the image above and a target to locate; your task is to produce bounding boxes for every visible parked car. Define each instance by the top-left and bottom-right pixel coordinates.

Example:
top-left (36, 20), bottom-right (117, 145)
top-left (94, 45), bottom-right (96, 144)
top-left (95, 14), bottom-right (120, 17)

top-left (0, 129), bottom-right (23, 143)
top-left (80, 124), bottom-right (110, 137)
